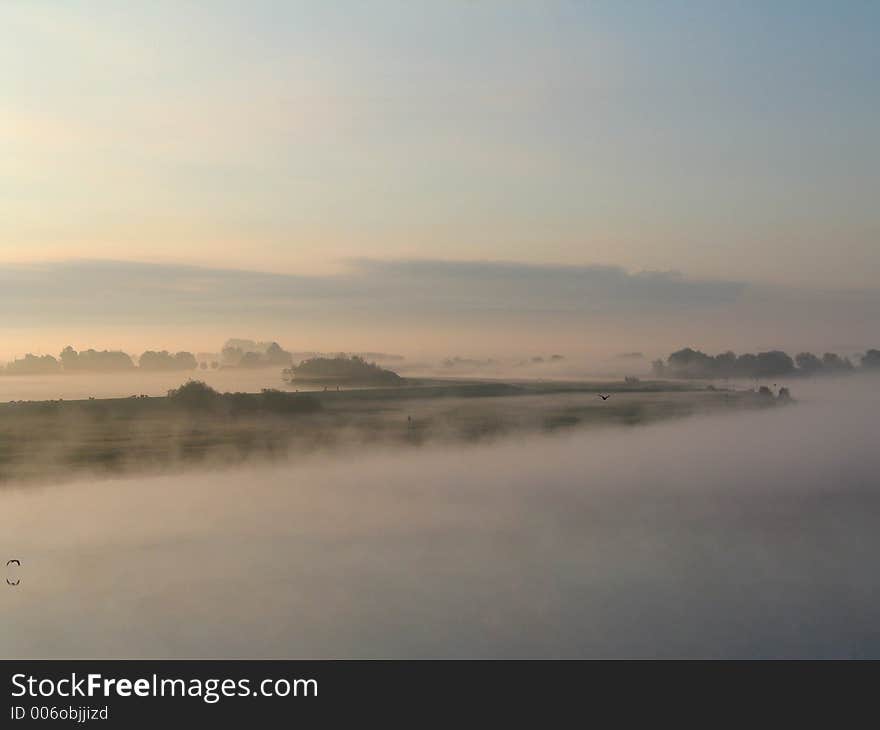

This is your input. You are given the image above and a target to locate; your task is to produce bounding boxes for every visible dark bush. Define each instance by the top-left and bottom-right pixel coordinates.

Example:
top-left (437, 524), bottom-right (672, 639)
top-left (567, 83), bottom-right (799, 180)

top-left (167, 380), bottom-right (221, 410)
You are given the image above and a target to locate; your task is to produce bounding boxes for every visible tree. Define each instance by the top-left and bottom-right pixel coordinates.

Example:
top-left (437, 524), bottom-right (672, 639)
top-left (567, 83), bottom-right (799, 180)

top-left (734, 353), bottom-right (758, 378)
top-left (4, 354), bottom-right (61, 375)
top-left (139, 350), bottom-right (197, 371)
top-left (713, 351), bottom-right (737, 377)
top-left (59, 347), bottom-right (134, 372)
top-left (59, 346), bottom-right (79, 371)
top-left (221, 346), bottom-right (244, 366)
top-left (239, 351), bottom-right (264, 368)
top-left (167, 380), bottom-right (221, 410)
top-left (753, 351), bottom-right (795, 378)
top-left (666, 348), bottom-right (714, 378)
top-left (264, 342), bottom-right (293, 366)
top-left (861, 349), bottom-right (880, 370)
top-left (821, 352), bottom-right (854, 373)
top-left (173, 351), bottom-right (198, 370)
top-left (795, 352), bottom-right (822, 374)
top-left (283, 355), bottom-right (403, 385)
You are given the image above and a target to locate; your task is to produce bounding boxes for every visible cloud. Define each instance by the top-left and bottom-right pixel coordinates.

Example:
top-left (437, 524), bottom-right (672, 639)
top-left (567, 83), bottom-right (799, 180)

top-left (351, 259), bottom-right (746, 313)
top-left (0, 258), bottom-right (877, 359)
top-left (0, 258), bottom-right (747, 324)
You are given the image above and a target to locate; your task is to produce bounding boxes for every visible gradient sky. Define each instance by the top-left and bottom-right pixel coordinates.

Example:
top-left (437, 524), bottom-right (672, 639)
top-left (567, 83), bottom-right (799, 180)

top-left (1, 2), bottom-right (878, 361)
top-left (2, 1), bottom-right (877, 285)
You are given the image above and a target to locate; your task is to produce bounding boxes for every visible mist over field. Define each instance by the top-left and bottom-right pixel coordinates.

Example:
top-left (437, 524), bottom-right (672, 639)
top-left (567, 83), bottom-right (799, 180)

top-left (0, 355), bottom-right (651, 402)
top-left (2, 377), bottom-right (877, 658)
top-left (0, 368), bottom-right (298, 402)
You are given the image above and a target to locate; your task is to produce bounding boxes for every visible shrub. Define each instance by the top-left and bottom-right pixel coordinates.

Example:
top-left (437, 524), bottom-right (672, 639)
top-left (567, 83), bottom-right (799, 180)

top-left (167, 380), bottom-right (221, 410)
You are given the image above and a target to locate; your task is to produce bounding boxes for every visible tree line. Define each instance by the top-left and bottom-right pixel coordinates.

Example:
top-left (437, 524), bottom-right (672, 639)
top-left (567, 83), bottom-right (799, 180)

top-left (1, 347), bottom-right (200, 376)
top-left (282, 355), bottom-right (403, 385)
top-left (220, 339), bottom-right (293, 368)
top-left (1, 338), bottom-right (299, 376)
top-left (653, 347), bottom-right (880, 379)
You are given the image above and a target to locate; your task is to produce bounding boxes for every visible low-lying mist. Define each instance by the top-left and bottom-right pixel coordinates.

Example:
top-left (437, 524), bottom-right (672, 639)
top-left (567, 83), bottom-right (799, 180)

top-left (1, 377), bottom-right (878, 658)
top-left (0, 369), bottom-right (294, 402)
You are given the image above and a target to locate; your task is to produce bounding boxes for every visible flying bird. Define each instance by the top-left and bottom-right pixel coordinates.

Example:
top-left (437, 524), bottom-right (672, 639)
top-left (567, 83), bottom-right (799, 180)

top-left (6, 579), bottom-right (19, 586)
top-left (598, 394), bottom-right (611, 401)
top-left (6, 559), bottom-right (20, 567)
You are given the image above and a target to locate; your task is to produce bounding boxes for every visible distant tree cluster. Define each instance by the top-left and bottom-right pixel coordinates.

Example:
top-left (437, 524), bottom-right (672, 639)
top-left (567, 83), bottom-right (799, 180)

top-left (166, 379), bottom-right (222, 409)
top-left (221, 339), bottom-right (293, 368)
top-left (59, 346), bottom-right (134, 372)
top-left (167, 380), bottom-right (321, 414)
top-left (195, 355), bottom-right (221, 371)
top-left (283, 355), bottom-right (403, 385)
top-left (443, 356), bottom-right (496, 369)
top-left (3, 354), bottom-right (62, 375)
top-left (1, 346), bottom-right (198, 376)
top-left (861, 349), bottom-right (880, 370)
top-left (652, 347), bottom-right (878, 379)
top-left (514, 354), bottom-right (565, 367)
top-left (138, 350), bottom-right (198, 371)
top-left (793, 352), bottom-right (854, 375)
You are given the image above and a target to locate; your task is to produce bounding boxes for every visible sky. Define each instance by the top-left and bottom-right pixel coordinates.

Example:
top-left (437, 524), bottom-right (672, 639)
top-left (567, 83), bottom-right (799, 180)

top-left (1, 1), bottom-right (878, 358)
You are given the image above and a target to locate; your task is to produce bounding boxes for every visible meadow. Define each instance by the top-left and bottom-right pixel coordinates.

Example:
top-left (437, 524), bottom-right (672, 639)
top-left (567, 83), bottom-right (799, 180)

top-left (1, 376), bottom-right (874, 659)
top-left (0, 378), bottom-right (775, 485)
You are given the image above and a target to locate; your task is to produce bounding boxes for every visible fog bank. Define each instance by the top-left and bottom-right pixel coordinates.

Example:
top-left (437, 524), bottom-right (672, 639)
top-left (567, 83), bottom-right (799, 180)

top-left (1, 378), bottom-right (878, 658)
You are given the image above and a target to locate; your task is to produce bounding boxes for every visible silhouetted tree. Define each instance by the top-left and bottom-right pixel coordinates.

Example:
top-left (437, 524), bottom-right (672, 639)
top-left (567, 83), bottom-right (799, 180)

top-left (666, 348), bottom-right (715, 378)
top-left (4, 354), bottom-right (62, 375)
top-left (713, 351), bottom-right (737, 375)
top-left (167, 380), bottom-right (221, 410)
top-left (238, 351), bottom-right (264, 368)
top-left (174, 351), bottom-right (198, 370)
top-left (753, 351), bottom-right (795, 378)
top-left (795, 352), bottom-right (823, 374)
top-left (58, 347), bottom-right (134, 372)
top-left (139, 350), bottom-right (197, 371)
top-left (283, 355), bottom-right (403, 385)
top-left (59, 346), bottom-right (79, 371)
top-left (821, 352), bottom-right (854, 373)
top-left (861, 349), bottom-right (880, 370)
top-left (264, 342), bottom-right (293, 366)
top-left (221, 346), bottom-right (244, 366)
top-left (734, 353), bottom-right (758, 377)
top-left (658, 348), bottom-right (802, 379)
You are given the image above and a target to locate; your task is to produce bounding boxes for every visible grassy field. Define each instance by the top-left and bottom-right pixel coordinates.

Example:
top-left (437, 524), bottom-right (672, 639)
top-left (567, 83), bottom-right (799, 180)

top-left (0, 379), bottom-right (781, 485)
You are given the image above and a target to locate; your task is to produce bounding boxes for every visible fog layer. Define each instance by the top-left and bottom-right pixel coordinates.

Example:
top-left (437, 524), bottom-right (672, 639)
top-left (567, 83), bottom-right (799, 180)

top-left (1, 378), bottom-right (877, 658)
